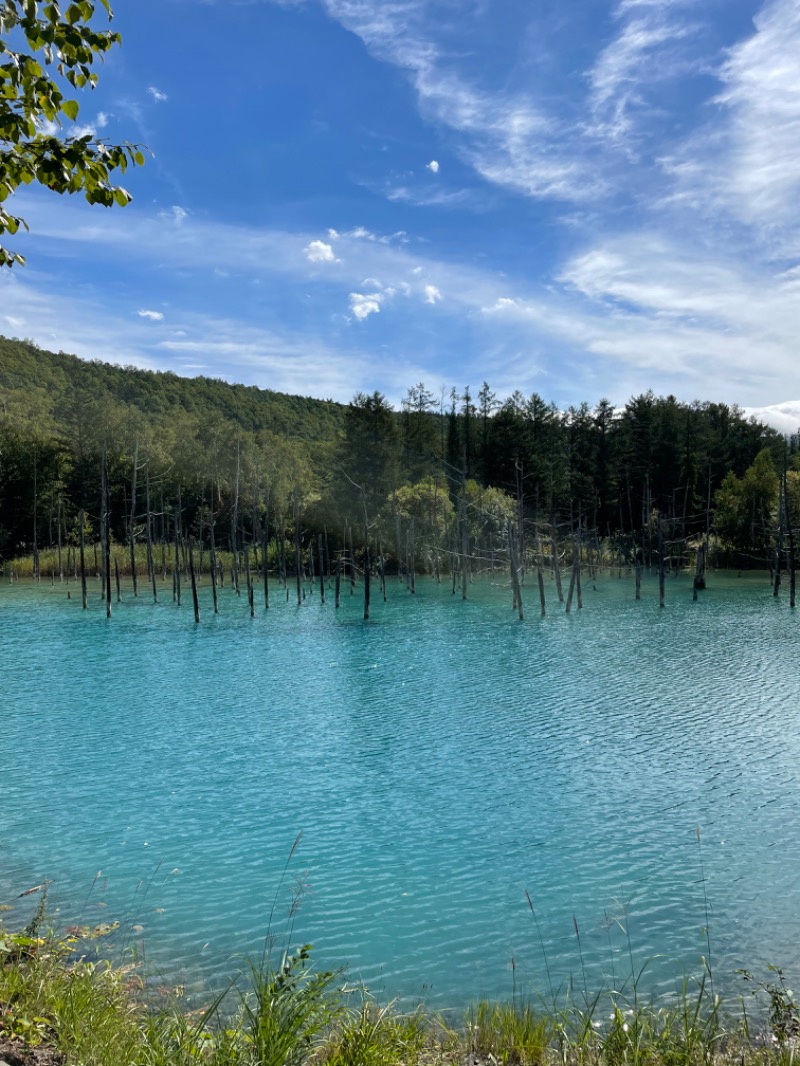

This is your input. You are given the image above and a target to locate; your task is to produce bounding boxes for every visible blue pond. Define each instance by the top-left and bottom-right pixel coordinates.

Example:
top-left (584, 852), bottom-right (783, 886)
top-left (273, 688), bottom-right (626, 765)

top-left (1, 569), bottom-right (799, 1007)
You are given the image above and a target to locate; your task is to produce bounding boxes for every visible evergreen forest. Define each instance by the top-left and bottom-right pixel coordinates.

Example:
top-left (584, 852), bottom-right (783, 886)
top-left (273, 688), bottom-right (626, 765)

top-left (1, 335), bottom-right (798, 589)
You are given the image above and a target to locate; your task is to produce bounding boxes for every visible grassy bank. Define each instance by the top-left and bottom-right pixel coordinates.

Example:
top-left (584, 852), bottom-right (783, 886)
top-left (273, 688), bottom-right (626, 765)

top-left (1, 914), bottom-right (797, 1066)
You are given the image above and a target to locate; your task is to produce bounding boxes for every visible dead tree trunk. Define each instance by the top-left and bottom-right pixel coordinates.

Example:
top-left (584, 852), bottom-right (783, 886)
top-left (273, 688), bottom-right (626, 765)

top-left (364, 541), bottom-right (371, 620)
top-left (189, 541), bottom-right (200, 623)
top-left (294, 494), bottom-right (302, 607)
top-left (262, 504), bottom-right (270, 611)
top-left (210, 518), bottom-right (219, 615)
top-left (774, 480), bottom-right (784, 598)
top-left (508, 522), bottom-right (524, 620)
top-left (460, 473), bottom-right (469, 601)
top-left (102, 447), bottom-right (111, 619)
top-left (79, 508), bottom-right (87, 609)
top-left (174, 510), bottom-right (182, 607)
top-left (537, 554), bottom-right (546, 617)
top-left (129, 437), bottom-right (139, 597)
top-left (566, 536), bottom-right (578, 613)
top-left (784, 462), bottom-right (796, 608)
top-left (693, 542), bottom-right (706, 592)
top-left (318, 534), bottom-right (325, 604)
top-left (551, 522), bottom-right (563, 603)
top-left (145, 472), bottom-right (157, 603)
top-left (56, 495), bottom-right (63, 581)
top-left (244, 543), bottom-right (254, 617)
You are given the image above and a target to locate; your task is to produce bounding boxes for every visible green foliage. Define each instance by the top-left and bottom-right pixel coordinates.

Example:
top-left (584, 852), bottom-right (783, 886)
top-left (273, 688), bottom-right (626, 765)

top-left (323, 997), bottom-right (426, 1066)
top-left (469, 1001), bottom-right (551, 1066)
top-left (0, 909), bottom-right (793, 1066)
top-left (0, 336), bottom-right (790, 569)
top-left (713, 448), bottom-right (779, 560)
top-left (740, 966), bottom-right (799, 1046)
top-left (237, 944), bottom-right (341, 1066)
top-left (0, 0), bottom-right (144, 266)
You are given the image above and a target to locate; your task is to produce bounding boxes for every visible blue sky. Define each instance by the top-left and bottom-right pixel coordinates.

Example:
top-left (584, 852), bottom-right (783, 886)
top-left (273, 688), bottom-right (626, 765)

top-left (3, 0), bottom-right (800, 420)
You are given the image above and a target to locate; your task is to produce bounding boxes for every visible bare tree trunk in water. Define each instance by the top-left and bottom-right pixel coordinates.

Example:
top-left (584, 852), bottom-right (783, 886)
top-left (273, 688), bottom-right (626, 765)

top-left (79, 508), bottom-right (87, 609)
top-left (551, 521), bottom-right (563, 603)
top-left (508, 522), bottom-right (524, 620)
top-left (209, 517), bottom-right (219, 615)
top-left (294, 492), bottom-right (302, 607)
top-left (129, 437), bottom-right (139, 597)
top-left (146, 472), bottom-right (157, 603)
top-left (784, 459), bottom-right (796, 608)
top-left (189, 541), bottom-right (200, 623)
top-left (102, 447), bottom-right (111, 619)
top-left (174, 509), bottom-right (182, 607)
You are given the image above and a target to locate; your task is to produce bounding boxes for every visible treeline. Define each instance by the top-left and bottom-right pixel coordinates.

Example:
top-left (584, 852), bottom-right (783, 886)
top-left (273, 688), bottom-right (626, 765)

top-left (1, 336), bottom-right (798, 580)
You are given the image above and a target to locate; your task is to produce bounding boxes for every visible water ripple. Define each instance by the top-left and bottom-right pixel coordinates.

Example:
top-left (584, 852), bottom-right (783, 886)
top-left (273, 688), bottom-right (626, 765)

top-left (1, 571), bottom-right (799, 1005)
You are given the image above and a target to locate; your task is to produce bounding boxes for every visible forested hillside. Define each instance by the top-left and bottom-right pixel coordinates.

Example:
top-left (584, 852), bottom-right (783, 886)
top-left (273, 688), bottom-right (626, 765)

top-left (0, 336), bottom-right (796, 578)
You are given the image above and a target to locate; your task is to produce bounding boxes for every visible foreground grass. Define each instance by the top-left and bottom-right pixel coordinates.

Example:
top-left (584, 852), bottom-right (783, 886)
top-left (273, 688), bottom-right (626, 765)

top-left (1, 925), bottom-right (797, 1066)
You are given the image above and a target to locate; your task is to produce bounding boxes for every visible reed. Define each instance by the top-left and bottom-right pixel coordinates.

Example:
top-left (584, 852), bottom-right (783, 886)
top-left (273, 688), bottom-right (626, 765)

top-left (1, 882), bottom-right (796, 1066)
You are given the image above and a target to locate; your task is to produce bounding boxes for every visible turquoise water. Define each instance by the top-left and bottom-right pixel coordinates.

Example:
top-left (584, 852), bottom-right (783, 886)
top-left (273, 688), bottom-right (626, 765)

top-left (1, 569), bottom-right (799, 1007)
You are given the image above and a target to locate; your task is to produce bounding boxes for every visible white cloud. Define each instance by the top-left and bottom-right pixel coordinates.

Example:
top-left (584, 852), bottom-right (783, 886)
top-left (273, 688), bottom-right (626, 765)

top-left (426, 159), bottom-right (440, 173)
top-left (137, 309), bottom-right (164, 321)
top-left (714, 0), bottom-right (800, 237)
top-left (157, 205), bottom-right (189, 226)
top-left (424, 284), bottom-right (442, 304)
top-left (96, 112), bottom-right (109, 129)
top-left (147, 86), bottom-right (168, 103)
top-left (3, 315), bottom-right (25, 329)
top-left (386, 184), bottom-right (474, 208)
top-left (14, 187), bottom-right (800, 406)
top-left (588, 2), bottom-right (693, 144)
top-left (305, 239), bottom-right (336, 263)
top-left (742, 401), bottom-right (800, 435)
top-left (349, 292), bottom-right (384, 320)
top-left (658, 0), bottom-right (800, 258)
top-left (321, 0), bottom-right (598, 202)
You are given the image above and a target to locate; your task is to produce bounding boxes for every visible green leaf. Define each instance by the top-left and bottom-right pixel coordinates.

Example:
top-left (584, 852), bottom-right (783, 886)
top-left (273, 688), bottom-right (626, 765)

top-left (61, 98), bottom-right (79, 121)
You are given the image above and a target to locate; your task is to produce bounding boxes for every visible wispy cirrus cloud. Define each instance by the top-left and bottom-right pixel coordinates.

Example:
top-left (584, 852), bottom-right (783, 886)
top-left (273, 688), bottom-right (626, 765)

top-left (588, 0), bottom-right (697, 146)
top-left (320, 0), bottom-right (599, 202)
top-left (655, 0), bottom-right (800, 261)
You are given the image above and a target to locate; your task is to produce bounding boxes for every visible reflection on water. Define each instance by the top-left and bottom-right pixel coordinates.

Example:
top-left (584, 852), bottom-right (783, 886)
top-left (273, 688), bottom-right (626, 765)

top-left (0, 570), bottom-right (798, 1006)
